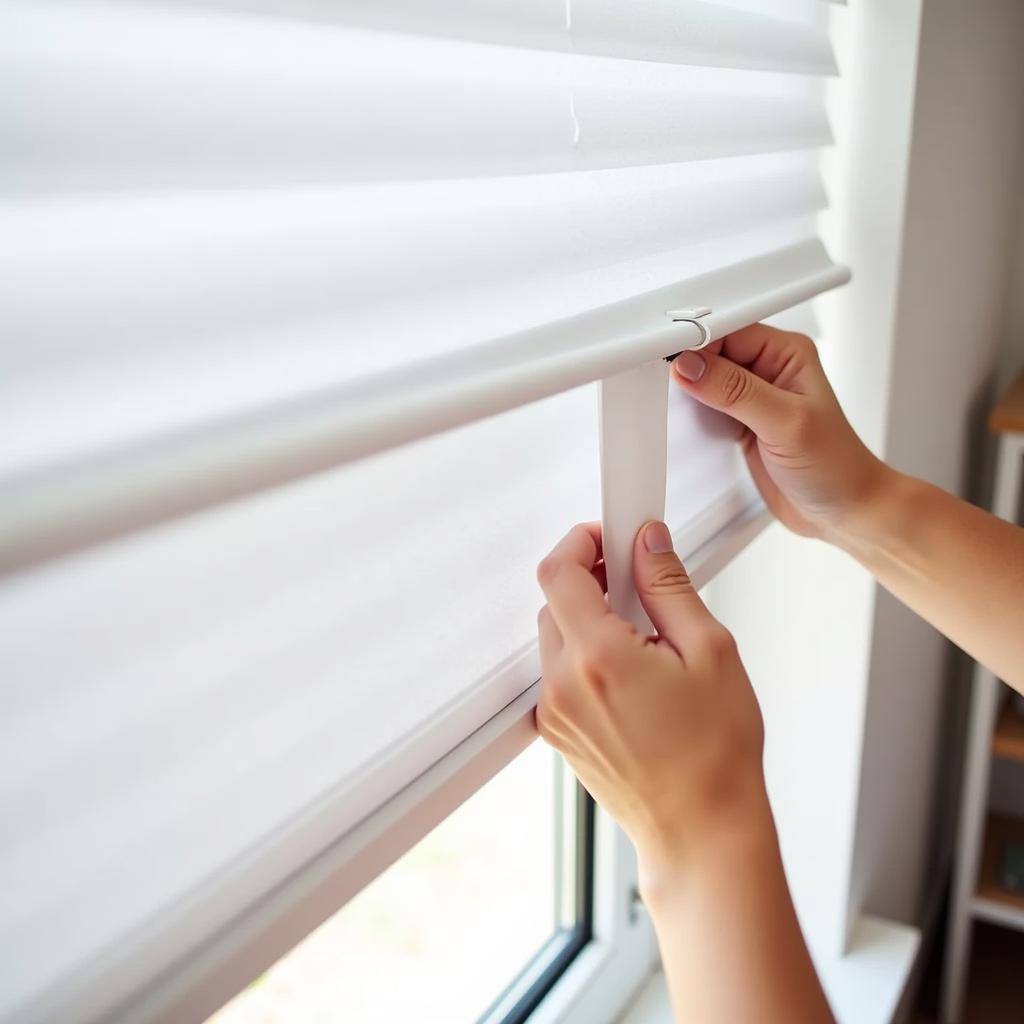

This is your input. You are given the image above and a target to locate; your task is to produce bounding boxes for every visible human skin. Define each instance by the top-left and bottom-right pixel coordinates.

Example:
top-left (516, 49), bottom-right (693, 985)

top-left (536, 520), bottom-right (834, 1022)
top-left (535, 323), bottom-right (1024, 1021)
top-left (670, 325), bottom-right (1024, 695)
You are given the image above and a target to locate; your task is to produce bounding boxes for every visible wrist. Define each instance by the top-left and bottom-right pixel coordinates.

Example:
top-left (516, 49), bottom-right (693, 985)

top-left (636, 777), bottom-right (776, 916)
top-left (821, 460), bottom-right (907, 556)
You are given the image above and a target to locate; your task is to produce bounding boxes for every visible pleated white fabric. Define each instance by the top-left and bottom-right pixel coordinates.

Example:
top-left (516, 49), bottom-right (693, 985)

top-left (0, 1), bottom-right (846, 1020)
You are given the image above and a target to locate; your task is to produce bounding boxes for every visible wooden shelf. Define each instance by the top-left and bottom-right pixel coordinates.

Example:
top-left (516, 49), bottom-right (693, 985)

top-left (973, 814), bottom-right (1024, 927)
top-left (992, 700), bottom-right (1024, 761)
top-left (989, 369), bottom-right (1024, 434)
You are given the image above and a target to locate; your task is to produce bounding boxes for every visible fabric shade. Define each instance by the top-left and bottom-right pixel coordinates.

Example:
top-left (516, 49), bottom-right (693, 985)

top-left (0, 1), bottom-right (846, 1020)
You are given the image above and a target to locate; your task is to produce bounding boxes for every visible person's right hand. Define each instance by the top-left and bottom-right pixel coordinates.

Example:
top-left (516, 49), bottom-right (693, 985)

top-left (535, 521), bottom-right (767, 885)
top-left (671, 324), bottom-right (888, 540)
top-left (535, 521), bottom-right (836, 1024)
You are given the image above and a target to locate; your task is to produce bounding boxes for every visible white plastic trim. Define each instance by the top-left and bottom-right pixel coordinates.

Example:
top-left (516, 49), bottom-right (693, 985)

top-left (0, 242), bottom-right (848, 575)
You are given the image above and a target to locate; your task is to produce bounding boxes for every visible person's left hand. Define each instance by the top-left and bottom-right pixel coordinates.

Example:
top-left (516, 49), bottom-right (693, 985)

top-left (535, 520), bottom-right (767, 893)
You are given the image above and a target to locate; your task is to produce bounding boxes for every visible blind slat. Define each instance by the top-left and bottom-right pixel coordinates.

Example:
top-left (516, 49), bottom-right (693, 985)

top-left (3, 4), bottom-right (830, 189)
top-left (5, 163), bottom-right (827, 361)
top-left (0, 240), bottom-right (849, 576)
top-left (177, 0), bottom-right (837, 74)
top-left (3, 159), bottom-right (826, 475)
top-left (576, 89), bottom-right (830, 168)
top-left (571, 0), bottom-right (836, 74)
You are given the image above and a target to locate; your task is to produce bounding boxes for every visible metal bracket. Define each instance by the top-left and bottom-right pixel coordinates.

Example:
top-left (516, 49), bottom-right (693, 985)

top-left (663, 306), bottom-right (713, 360)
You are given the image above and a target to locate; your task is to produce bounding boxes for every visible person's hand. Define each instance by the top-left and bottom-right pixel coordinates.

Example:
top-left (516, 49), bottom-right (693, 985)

top-left (671, 323), bottom-right (889, 541)
top-left (535, 520), bottom-right (767, 893)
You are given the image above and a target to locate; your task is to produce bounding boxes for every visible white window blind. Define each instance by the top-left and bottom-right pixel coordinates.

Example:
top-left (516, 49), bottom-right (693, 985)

top-left (0, 2), bottom-right (848, 1022)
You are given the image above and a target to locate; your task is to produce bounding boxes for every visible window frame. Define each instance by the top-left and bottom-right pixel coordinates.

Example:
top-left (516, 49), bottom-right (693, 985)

top-left (479, 772), bottom-right (595, 1024)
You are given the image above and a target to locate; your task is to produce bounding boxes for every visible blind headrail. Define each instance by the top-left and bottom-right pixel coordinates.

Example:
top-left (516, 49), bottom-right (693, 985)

top-left (0, 241), bottom-right (849, 576)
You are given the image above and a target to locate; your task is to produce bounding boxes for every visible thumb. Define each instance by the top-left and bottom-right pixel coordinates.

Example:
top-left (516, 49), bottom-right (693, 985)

top-left (672, 349), bottom-right (796, 445)
top-left (633, 521), bottom-right (717, 657)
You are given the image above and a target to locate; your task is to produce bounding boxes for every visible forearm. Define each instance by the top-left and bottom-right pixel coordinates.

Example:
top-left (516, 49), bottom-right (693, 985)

top-left (640, 793), bottom-right (833, 1024)
top-left (830, 467), bottom-right (1024, 693)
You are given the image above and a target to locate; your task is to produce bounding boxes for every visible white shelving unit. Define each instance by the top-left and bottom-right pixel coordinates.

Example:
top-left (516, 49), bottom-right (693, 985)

top-left (941, 372), bottom-right (1024, 1023)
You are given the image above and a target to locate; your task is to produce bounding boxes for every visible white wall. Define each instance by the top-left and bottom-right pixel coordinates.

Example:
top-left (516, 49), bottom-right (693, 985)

top-left (704, 0), bottom-right (1024, 966)
top-left (704, 0), bottom-right (927, 960)
top-left (847, 0), bottom-right (1024, 929)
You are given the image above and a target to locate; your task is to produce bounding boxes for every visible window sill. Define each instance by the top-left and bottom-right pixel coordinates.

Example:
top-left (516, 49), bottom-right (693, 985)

top-left (616, 914), bottom-right (921, 1024)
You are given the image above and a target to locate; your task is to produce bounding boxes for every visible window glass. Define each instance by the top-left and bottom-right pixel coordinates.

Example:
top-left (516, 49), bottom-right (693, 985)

top-left (207, 743), bottom-right (575, 1024)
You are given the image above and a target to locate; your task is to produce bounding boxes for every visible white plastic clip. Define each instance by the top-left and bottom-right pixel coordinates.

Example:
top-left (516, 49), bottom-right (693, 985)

top-left (664, 306), bottom-right (713, 355)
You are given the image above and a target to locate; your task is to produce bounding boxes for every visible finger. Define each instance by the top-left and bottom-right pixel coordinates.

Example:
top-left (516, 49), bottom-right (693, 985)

top-left (632, 521), bottom-right (719, 658)
top-left (717, 323), bottom-right (820, 393)
top-left (536, 523), bottom-right (610, 644)
top-left (742, 443), bottom-right (814, 537)
top-left (671, 347), bottom-right (799, 447)
top-left (740, 439), bottom-right (786, 516)
top-left (537, 605), bottom-right (563, 667)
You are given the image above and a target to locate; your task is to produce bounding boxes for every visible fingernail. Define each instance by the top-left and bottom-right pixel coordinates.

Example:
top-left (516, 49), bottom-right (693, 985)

top-left (644, 521), bottom-right (674, 554)
top-left (674, 351), bottom-right (706, 382)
